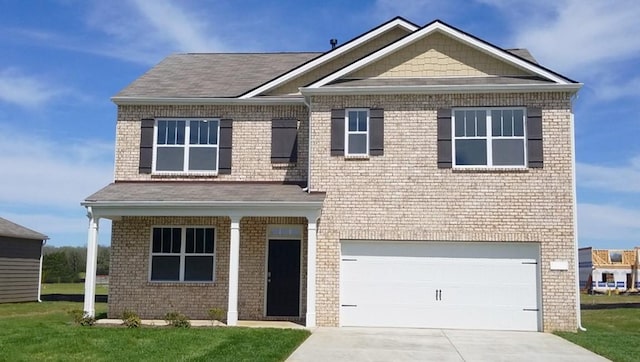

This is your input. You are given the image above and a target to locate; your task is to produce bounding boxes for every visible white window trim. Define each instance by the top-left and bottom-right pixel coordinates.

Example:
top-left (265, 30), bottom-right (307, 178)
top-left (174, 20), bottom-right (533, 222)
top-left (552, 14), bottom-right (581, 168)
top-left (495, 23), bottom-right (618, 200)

top-left (148, 225), bottom-right (217, 283)
top-left (452, 107), bottom-right (528, 169)
top-left (344, 108), bottom-right (370, 157)
top-left (152, 118), bottom-right (221, 175)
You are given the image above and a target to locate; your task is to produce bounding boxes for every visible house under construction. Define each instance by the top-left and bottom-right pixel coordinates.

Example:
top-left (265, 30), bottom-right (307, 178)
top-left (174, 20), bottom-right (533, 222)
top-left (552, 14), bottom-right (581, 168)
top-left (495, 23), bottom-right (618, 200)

top-left (579, 247), bottom-right (640, 292)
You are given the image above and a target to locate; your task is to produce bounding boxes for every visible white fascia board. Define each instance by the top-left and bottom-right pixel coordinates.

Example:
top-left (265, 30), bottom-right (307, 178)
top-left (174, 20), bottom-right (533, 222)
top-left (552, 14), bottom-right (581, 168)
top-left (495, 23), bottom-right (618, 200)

top-left (239, 18), bottom-right (419, 99)
top-left (82, 200), bottom-right (323, 220)
top-left (309, 22), bottom-right (574, 89)
top-left (300, 83), bottom-right (583, 96)
top-left (111, 96), bottom-right (305, 106)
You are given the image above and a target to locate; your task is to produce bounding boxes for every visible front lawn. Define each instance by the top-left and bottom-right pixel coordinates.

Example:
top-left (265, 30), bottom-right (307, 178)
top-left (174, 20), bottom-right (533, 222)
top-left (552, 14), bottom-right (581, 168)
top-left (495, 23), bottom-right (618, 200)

top-left (41, 283), bottom-right (109, 295)
top-left (0, 302), bottom-right (309, 361)
top-left (581, 292), bottom-right (640, 305)
top-left (556, 308), bottom-right (640, 362)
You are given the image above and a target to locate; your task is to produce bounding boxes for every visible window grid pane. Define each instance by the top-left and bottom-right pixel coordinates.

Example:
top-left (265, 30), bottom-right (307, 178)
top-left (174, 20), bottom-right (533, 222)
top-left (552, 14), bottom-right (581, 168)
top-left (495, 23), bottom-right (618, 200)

top-left (454, 108), bottom-right (526, 167)
top-left (155, 119), bottom-right (219, 173)
top-left (151, 227), bottom-right (215, 282)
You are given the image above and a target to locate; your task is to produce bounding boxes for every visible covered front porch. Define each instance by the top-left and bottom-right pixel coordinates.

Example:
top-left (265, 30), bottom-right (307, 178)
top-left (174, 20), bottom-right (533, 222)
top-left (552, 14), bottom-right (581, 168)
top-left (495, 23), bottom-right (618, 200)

top-left (81, 182), bottom-right (324, 328)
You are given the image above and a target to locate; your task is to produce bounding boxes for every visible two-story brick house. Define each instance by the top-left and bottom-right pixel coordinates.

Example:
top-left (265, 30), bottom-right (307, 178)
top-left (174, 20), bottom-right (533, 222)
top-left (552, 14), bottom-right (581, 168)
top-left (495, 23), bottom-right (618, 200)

top-left (82, 18), bottom-right (582, 331)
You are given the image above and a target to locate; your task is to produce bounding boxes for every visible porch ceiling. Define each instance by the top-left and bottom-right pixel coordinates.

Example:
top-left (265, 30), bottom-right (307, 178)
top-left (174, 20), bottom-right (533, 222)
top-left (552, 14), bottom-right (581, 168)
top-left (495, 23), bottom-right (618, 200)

top-left (82, 182), bottom-right (325, 220)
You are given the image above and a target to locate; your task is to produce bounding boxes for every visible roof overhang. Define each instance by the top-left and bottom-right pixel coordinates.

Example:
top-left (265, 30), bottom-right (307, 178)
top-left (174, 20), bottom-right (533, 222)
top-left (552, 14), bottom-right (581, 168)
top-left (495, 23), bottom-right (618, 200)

top-left (111, 96), bottom-right (305, 106)
top-left (82, 182), bottom-right (325, 221)
top-left (83, 200), bottom-right (323, 221)
top-left (301, 83), bottom-right (583, 96)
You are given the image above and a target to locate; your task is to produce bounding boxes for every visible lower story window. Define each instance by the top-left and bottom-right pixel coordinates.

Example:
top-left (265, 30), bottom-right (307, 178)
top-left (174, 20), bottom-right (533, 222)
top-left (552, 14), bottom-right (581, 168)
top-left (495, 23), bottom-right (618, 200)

top-left (150, 227), bottom-right (215, 282)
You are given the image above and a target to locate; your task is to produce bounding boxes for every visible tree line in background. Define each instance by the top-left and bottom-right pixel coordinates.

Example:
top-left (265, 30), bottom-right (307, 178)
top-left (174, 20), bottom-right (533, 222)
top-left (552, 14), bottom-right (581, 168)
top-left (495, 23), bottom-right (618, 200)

top-left (42, 246), bottom-right (110, 283)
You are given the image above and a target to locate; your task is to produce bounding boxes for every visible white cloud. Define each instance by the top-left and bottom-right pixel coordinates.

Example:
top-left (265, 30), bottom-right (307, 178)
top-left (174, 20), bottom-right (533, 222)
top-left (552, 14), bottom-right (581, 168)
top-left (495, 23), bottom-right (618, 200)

top-left (510, 1), bottom-right (640, 73)
top-left (577, 159), bottom-right (640, 193)
top-left (578, 203), bottom-right (640, 244)
top-left (0, 125), bottom-right (113, 207)
top-left (0, 68), bottom-right (62, 107)
top-left (82, 0), bottom-right (228, 64)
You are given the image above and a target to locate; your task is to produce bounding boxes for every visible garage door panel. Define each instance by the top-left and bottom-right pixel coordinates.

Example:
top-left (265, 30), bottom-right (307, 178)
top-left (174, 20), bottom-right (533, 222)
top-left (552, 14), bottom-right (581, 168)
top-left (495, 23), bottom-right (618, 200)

top-left (340, 241), bottom-right (540, 331)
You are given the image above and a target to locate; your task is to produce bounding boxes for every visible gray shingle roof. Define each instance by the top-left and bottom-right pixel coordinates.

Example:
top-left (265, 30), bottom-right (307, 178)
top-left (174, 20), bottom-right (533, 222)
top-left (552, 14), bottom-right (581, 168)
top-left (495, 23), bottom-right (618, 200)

top-left (506, 49), bottom-right (537, 64)
top-left (115, 53), bottom-right (322, 98)
top-left (0, 217), bottom-right (47, 240)
top-left (114, 49), bottom-right (538, 99)
top-left (85, 182), bottom-right (325, 203)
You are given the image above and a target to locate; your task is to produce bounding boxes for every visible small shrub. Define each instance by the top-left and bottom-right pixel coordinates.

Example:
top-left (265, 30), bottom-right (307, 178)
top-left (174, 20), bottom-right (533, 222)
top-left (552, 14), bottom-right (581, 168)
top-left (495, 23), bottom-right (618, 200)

top-left (164, 311), bottom-right (191, 328)
top-left (122, 309), bottom-right (141, 328)
top-left (207, 308), bottom-right (226, 322)
top-left (68, 309), bottom-right (95, 326)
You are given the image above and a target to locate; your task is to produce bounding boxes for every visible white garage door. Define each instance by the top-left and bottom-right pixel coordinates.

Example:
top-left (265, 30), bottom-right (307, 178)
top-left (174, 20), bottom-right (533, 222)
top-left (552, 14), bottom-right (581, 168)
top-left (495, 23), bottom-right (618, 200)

top-left (340, 241), bottom-right (540, 331)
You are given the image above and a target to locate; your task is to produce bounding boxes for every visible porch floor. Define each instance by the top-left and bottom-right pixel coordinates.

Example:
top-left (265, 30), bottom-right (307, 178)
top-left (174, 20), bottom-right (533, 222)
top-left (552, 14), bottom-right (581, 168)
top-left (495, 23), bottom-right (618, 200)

top-left (95, 319), bottom-right (305, 329)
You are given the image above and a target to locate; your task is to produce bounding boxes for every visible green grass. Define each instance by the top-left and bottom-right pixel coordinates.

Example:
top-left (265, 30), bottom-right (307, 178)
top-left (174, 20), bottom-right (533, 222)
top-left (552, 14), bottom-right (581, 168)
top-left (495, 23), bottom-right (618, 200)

top-left (556, 308), bottom-right (640, 362)
top-left (581, 292), bottom-right (640, 305)
top-left (41, 283), bottom-right (109, 295)
top-left (0, 302), bottom-right (309, 362)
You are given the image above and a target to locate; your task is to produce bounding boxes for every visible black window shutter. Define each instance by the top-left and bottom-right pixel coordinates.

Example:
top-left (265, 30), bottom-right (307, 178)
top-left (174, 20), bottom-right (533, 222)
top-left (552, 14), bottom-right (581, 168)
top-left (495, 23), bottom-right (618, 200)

top-left (437, 108), bottom-right (452, 168)
top-left (139, 119), bottom-right (155, 174)
top-left (527, 107), bottom-right (543, 168)
top-left (331, 109), bottom-right (345, 156)
top-left (369, 108), bottom-right (384, 156)
top-left (219, 119), bottom-right (233, 174)
top-left (271, 119), bottom-right (298, 163)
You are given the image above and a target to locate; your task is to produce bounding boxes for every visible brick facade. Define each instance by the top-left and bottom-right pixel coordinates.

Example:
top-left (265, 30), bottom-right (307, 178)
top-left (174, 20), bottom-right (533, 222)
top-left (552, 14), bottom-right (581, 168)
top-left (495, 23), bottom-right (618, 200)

top-left (114, 104), bottom-right (309, 182)
top-left (109, 216), bottom-right (307, 320)
top-left (308, 93), bottom-right (577, 331)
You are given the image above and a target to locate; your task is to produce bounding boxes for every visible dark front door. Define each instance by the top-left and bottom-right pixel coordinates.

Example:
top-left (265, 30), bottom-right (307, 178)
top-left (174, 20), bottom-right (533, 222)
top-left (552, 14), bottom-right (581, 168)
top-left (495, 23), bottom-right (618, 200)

top-left (266, 239), bottom-right (301, 317)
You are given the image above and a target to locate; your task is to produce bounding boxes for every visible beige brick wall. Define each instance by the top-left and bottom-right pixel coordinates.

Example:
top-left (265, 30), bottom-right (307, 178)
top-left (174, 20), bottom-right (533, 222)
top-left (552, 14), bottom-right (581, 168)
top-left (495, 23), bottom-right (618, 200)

top-left (351, 32), bottom-right (529, 78)
top-left (110, 93), bottom-right (577, 331)
top-left (266, 27), bottom-right (410, 96)
top-left (109, 216), bottom-right (307, 320)
top-left (114, 104), bottom-right (308, 182)
top-left (309, 93), bottom-right (577, 331)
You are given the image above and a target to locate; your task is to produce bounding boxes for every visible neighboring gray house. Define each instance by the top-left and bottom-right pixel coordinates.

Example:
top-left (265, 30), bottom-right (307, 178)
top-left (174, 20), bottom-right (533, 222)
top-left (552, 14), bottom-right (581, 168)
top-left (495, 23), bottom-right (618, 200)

top-left (0, 217), bottom-right (47, 303)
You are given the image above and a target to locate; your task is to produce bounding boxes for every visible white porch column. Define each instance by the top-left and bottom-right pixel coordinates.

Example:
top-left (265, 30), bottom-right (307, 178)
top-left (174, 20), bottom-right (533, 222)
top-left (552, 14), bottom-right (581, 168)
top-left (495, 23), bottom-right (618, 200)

top-left (83, 212), bottom-right (99, 317)
top-left (227, 216), bottom-right (241, 326)
top-left (306, 220), bottom-right (318, 328)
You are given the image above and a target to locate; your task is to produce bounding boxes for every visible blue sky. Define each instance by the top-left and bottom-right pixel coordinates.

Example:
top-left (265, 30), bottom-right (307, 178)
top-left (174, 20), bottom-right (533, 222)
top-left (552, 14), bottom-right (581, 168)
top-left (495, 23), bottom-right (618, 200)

top-left (0, 0), bottom-right (638, 249)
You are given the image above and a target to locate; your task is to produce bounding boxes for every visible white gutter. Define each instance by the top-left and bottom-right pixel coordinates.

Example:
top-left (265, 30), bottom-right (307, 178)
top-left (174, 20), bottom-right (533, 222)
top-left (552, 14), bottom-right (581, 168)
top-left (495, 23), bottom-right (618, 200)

top-left (37, 238), bottom-right (47, 303)
top-left (81, 200), bottom-right (324, 208)
top-left (570, 111), bottom-right (586, 332)
top-left (111, 96), bottom-right (305, 106)
top-left (301, 83), bottom-right (583, 96)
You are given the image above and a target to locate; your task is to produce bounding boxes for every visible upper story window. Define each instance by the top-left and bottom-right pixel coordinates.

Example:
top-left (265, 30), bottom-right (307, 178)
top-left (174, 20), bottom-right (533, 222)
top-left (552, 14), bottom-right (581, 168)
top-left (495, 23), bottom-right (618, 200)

top-left (150, 226), bottom-right (216, 282)
top-left (453, 108), bottom-right (526, 167)
top-left (346, 109), bottom-right (369, 156)
top-left (154, 119), bottom-right (220, 173)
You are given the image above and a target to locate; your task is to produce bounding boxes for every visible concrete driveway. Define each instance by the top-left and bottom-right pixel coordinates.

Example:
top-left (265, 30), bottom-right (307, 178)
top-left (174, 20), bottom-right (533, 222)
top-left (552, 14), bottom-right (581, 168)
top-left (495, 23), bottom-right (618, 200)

top-left (287, 327), bottom-right (609, 362)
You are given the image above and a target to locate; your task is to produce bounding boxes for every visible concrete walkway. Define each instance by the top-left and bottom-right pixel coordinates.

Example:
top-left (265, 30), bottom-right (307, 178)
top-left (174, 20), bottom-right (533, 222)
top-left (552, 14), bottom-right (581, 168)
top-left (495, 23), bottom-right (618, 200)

top-left (287, 327), bottom-right (610, 362)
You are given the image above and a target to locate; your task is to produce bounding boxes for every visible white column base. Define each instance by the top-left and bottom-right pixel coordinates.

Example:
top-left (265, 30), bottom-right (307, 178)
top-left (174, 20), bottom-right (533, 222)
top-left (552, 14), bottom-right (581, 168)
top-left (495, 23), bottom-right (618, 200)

top-left (227, 311), bottom-right (238, 326)
top-left (305, 313), bottom-right (316, 328)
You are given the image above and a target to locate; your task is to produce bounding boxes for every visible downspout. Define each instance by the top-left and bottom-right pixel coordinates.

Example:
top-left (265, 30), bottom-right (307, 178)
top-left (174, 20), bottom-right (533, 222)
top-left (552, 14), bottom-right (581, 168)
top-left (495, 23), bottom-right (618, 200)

top-left (303, 96), bottom-right (312, 193)
top-left (37, 238), bottom-right (47, 302)
top-left (570, 110), bottom-right (586, 331)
